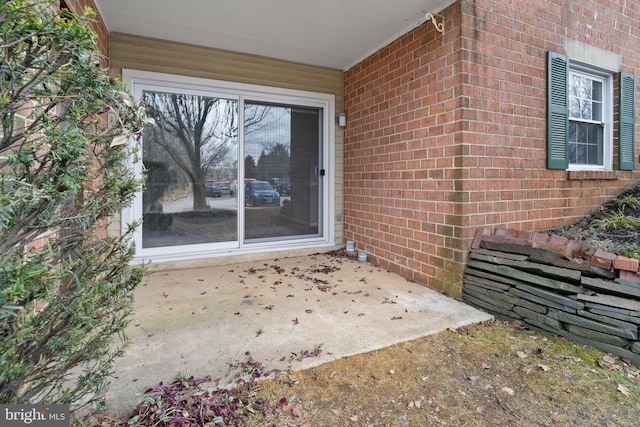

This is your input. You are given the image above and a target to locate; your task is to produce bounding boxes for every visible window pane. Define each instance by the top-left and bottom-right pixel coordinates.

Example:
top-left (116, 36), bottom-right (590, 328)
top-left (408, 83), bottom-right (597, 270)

top-left (141, 91), bottom-right (239, 248)
top-left (569, 73), bottom-right (603, 120)
top-left (569, 121), bottom-right (603, 166)
top-left (244, 103), bottom-right (321, 241)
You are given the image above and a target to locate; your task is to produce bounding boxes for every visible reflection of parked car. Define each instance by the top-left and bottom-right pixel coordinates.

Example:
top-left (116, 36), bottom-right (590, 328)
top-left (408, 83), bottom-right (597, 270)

top-left (245, 180), bottom-right (280, 206)
top-left (275, 179), bottom-right (290, 196)
top-left (220, 182), bottom-right (232, 196)
top-left (206, 181), bottom-right (232, 197)
top-left (206, 181), bottom-right (221, 197)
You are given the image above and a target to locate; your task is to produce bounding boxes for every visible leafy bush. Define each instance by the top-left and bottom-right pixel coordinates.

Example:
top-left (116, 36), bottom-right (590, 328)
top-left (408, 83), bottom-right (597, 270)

top-left (0, 0), bottom-right (149, 410)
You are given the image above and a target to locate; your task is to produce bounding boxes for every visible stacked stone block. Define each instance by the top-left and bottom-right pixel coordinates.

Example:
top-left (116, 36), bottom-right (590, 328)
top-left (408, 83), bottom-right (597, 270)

top-left (463, 228), bottom-right (640, 366)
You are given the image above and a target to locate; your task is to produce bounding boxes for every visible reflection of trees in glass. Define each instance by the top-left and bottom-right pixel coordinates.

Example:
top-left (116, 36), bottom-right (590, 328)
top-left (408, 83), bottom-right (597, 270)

top-left (142, 93), bottom-right (273, 210)
top-left (143, 92), bottom-right (237, 210)
top-left (256, 143), bottom-right (290, 181)
top-left (244, 155), bottom-right (257, 179)
top-left (244, 103), bottom-right (291, 181)
top-left (569, 74), bottom-right (602, 121)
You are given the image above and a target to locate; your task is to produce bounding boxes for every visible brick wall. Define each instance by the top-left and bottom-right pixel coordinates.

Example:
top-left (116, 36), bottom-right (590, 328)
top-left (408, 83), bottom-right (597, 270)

top-left (343, 0), bottom-right (640, 297)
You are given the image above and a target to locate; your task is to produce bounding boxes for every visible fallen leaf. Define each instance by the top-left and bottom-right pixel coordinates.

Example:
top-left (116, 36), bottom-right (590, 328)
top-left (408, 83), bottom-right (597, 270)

top-left (292, 405), bottom-right (303, 417)
top-left (482, 363), bottom-right (491, 369)
top-left (617, 383), bottom-right (630, 397)
top-left (350, 415), bottom-right (358, 422)
top-left (538, 364), bottom-right (551, 372)
top-left (501, 387), bottom-right (515, 396)
top-left (516, 351), bottom-right (527, 359)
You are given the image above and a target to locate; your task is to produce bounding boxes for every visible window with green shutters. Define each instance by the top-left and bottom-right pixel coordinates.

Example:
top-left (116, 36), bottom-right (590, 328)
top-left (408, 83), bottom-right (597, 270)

top-left (547, 51), bottom-right (636, 171)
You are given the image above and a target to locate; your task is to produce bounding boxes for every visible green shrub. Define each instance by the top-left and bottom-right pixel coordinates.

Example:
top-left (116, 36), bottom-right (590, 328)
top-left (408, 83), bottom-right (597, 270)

top-left (593, 211), bottom-right (640, 230)
top-left (608, 194), bottom-right (640, 211)
top-left (0, 0), bottom-right (150, 411)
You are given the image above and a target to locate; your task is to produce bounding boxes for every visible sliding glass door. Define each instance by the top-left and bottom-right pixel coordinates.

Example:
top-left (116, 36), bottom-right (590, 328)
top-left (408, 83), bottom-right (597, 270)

top-left (126, 71), bottom-right (331, 261)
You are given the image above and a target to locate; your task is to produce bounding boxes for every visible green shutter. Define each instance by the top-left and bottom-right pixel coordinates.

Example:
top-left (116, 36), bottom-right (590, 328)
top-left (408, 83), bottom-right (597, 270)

top-left (547, 51), bottom-right (569, 169)
top-left (619, 72), bottom-right (636, 171)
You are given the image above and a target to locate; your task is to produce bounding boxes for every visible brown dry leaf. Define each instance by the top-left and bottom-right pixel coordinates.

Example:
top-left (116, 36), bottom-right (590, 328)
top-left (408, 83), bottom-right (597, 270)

top-left (292, 405), bottom-right (303, 418)
top-left (516, 351), bottom-right (527, 359)
top-left (501, 387), bottom-right (515, 396)
top-left (617, 383), bottom-right (630, 397)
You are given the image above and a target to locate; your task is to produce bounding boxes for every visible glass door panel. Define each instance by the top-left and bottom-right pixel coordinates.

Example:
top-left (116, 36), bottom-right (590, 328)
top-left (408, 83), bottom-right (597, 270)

top-left (141, 90), bottom-right (239, 248)
top-left (243, 102), bottom-right (321, 241)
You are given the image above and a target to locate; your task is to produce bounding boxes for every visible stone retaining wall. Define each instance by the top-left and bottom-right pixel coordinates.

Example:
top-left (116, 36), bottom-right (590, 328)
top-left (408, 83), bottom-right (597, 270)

top-left (463, 228), bottom-right (640, 366)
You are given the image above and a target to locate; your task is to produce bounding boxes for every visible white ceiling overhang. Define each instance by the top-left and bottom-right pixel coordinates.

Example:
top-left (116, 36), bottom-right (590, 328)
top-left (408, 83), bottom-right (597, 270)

top-left (93, 0), bottom-right (456, 71)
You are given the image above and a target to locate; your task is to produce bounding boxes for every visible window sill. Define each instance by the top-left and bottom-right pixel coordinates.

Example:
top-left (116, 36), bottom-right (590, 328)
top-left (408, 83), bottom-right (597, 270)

top-left (567, 170), bottom-right (618, 180)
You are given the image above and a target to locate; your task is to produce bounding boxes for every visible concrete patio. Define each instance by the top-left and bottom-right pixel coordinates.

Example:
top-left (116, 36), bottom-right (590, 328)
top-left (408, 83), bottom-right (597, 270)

top-left (104, 252), bottom-right (492, 414)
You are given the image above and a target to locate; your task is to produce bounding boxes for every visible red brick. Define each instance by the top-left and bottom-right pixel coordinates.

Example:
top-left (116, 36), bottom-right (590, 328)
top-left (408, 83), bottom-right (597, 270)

top-left (531, 233), bottom-right (549, 244)
top-left (471, 227), bottom-right (491, 249)
top-left (619, 270), bottom-right (640, 283)
top-left (590, 256), bottom-right (613, 270)
top-left (594, 249), bottom-right (617, 261)
top-left (548, 235), bottom-right (569, 246)
top-left (516, 230), bottom-right (533, 240)
top-left (494, 228), bottom-right (510, 237)
top-left (613, 256), bottom-right (639, 272)
top-left (479, 234), bottom-right (533, 247)
top-left (591, 249), bottom-right (617, 270)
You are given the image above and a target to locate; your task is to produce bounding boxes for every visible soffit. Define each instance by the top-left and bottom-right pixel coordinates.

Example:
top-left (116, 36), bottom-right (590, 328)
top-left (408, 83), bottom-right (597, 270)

top-left (93, 0), bottom-right (455, 71)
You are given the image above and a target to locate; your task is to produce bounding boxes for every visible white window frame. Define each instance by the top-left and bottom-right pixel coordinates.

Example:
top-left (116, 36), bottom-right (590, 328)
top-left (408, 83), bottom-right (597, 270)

top-left (121, 69), bottom-right (336, 263)
top-left (567, 61), bottom-right (614, 171)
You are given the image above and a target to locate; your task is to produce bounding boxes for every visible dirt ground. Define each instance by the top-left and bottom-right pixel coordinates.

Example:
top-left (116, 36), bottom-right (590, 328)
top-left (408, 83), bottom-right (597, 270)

top-left (250, 320), bottom-right (639, 426)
